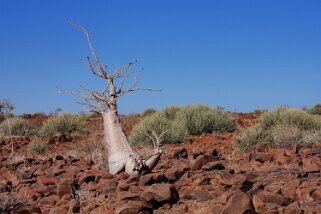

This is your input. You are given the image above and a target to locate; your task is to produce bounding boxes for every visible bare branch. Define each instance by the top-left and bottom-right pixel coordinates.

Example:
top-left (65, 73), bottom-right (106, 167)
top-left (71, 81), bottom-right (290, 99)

top-left (110, 60), bottom-right (137, 78)
top-left (79, 85), bottom-right (109, 103)
top-left (138, 129), bottom-right (168, 153)
top-left (117, 87), bottom-right (161, 98)
top-left (67, 19), bottom-right (107, 77)
top-left (66, 20), bottom-right (161, 115)
top-left (115, 67), bottom-right (161, 97)
top-left (58, 87), bottom-right (106, 113)
top-left (118, 70), bottom-right (134, 93)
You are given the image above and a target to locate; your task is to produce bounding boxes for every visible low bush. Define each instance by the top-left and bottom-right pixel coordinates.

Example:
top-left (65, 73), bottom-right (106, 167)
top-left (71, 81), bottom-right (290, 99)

top-left (28, 140), bottom-right (47, 154)
top-left (0, 117), bottom-right (35, 136)
top-left (32, 112), bottom-right (45, 117)
top-left (307, 104), bottom-right (321, 115)
top-left (129, 112), bottom-right (189, 145)
top-left (41, 113), bottom-right (88, 138)
top-left (176, 104), bottom-right (235, 135)
top-left (235, 107), bottom-right (321, 151)
top-left (129, 104), bottom-right (235, 145)
top-left (142, 108), bottom-right (157, 117)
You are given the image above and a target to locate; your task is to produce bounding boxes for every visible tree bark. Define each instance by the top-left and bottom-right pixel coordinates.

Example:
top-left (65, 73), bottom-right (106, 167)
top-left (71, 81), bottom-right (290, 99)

top-left (102, 110), bottom-right (136, 174)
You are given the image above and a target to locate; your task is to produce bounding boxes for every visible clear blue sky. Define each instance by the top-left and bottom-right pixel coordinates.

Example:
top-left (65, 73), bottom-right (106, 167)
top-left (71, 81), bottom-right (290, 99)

top-left (0, 0), bottom-right (320, 114)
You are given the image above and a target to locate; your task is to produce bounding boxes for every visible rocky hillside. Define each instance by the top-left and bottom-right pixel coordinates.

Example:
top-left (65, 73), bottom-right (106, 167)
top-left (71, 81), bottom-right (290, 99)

top-left (1, 113), bottom-right (321, 213)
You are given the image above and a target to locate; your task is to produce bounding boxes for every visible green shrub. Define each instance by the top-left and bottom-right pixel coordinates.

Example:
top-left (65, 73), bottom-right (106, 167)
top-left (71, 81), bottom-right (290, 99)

top-left (235, 107), bottom-right (321, 151)
top-left (142, 108), bottom-right (157, 117)
top-left (41, 113), bottom-right (88, 138)
top-left (129, 112), bottom-right (189, 145)
top-left (0, 117), bottom-right (35, 136)
top-left (307, 104), bottom-right (321, 115)
top-left (28, 140), bottom-right (46, 154)
top-left (32, 112), bottom-right (45, 117)
top-left (176, 104), bottom-right (235, 135)
top-left (129, 104), bottom-right (235, 145)
top-left (160, 105), bottom-right (181, 120)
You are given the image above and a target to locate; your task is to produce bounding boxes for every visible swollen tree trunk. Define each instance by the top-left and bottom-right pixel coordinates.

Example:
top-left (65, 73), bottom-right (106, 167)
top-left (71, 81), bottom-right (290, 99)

top-left (103, 110), bottom-right (163, 175)
top-left (102, 110), bottom-right (137, 174)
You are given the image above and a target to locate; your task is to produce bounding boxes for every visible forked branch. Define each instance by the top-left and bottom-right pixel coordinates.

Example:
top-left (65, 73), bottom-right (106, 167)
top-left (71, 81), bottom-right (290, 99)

top-left (66, 19), bottom-right (160, 114)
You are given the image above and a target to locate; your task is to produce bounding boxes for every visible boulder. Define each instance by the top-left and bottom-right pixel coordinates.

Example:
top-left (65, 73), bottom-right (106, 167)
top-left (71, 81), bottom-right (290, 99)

top-left (221, 191), bottom-right (254, 214)
top-left (191, 155), bottom-right (214, 171)
top-left (57, 180), bottom-right (72, 198)
top-left (141, 184), bottom-right (179, 208)
top-left (164, 165), bottom-right (189, 183)
top-left (115, 201), bottom-right (152, 214)
top-left (139, 172), bottom-right (164, 186)
top-left (37, 176), bottom-right (59, 186)
top-left (202, 161), bottom-right (225, 171)
top-left (303, 157), bottom-right (320, 173)
top-left (173, 148), bottom-right (188, 160)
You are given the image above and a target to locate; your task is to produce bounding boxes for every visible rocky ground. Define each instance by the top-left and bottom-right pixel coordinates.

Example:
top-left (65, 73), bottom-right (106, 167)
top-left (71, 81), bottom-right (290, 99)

top-left (1, 113), bottom-right (321, 214)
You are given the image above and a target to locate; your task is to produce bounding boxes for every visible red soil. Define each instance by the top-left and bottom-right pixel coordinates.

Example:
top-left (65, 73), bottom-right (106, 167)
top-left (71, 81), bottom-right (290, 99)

top-left (1, 112), bottom-right (320, 213)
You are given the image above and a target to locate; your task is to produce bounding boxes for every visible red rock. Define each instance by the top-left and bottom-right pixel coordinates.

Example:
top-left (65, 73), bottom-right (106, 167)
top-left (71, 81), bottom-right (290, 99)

top-left (141, 184), bottom-right (179, 208)
top-left (51, 206), bottom-right (69, 214)
top-left (216, 171), bottom-right (247, 188)
top-left (281, 179), bottom-right (300, 200)
top-left (51, 167), bottom-right (66, 176)
top-left (12, 204), bottom-right (41, 214)
top-left (19, 178), bottom-right (37, 184)
top-left (303, 157), bottom-right (320, 173)
top-left (129, 185), bottom-right (144, 194)
top-left (202, 161), bottom-right (225, 171)
top-left (214, 190), bottom-right (234, 204)
top-left (38, 176), bottom-right (59, 186)
top-left (250, 152), bottom-right (264, 163)
top-left (275, 154), bottom-right (291, 164)
top-left (173, 148), bottom-right (188, 160)
top-left (248, 182), bottom-right (264, 197)
top-left (296, 181), bottom-right (317, 201)
top-left (39, 195), bottom-right (59, 207)
top-left (79, 173), bottom-right (96, 185)
top-left (253, 194), bottom-right (283, 213)
top-left (164, 165), bottom-right (188, 183)
top-left (115, 201), bottom-right (151, 214)
top-left (19, 169), bottom-right (34, 179)
top-left (34, 183), bottom-right (49, 195)
top-left (221, 191), bottom-right (254, 214)
top-left (254, 191), bottom-right (294, 207)
top-left (69, 199), bottom-right (80, 213)
top-left (117, 191), bottom-right (141, 201)
top-left (311, 186), bottom-right (321, 202)
top-left (65, 165), bottom-right (82, 176)
top-left (191, 155), bottom-right (214, 171)
top-left (193, 190), bottom-right (212, 202)
top-left (114, 172), bottom-right (130, 181)
top-left (57, 180), bottom-right (72, 198)
top-left (265, 182), bottom-right (282, 194)
top-left (139, 172), bottom-right (164, 186)
top-left (277, 201), bottom-right (302, 214)
top-left (0, 167), bottom-right (19, 187)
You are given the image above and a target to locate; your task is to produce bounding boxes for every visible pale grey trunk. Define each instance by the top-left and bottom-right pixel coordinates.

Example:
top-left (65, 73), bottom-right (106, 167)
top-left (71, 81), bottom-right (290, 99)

top-left (102, 110), bottom-right (162, 175)
top-left (102, 110), bottom-right (136, 174)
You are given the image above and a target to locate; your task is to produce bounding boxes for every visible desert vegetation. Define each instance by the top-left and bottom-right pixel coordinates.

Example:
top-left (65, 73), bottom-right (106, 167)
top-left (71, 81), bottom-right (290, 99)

top-left (306, 103), bottom-right (321, 115)
top-left (235, 107), bottom-right (321, 151)
top-left (130, 104), bottom-right (235, 145)
top-left (28, 139), bottom-right (47, 154)
top-left (41, 112), bottom-right (88, 139)
top-left (142, 108), bottom-right (157, 117)
top-left (1, 106), bottom-right (321, 213)
top-left (0, 117), bottom-right (35, 137)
